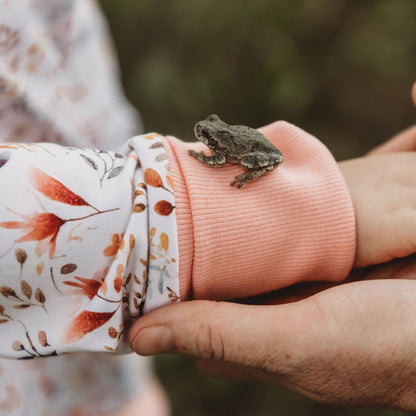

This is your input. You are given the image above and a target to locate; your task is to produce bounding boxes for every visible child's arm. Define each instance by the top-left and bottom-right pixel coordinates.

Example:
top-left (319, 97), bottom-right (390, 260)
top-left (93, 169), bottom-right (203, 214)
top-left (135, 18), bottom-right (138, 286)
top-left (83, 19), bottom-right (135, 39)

top-left (0, 119), bottom-right (356, 358)
top-left (2, 113), bottom-right (416, 359)
top-left (0, 134), bottom-right (178, 358)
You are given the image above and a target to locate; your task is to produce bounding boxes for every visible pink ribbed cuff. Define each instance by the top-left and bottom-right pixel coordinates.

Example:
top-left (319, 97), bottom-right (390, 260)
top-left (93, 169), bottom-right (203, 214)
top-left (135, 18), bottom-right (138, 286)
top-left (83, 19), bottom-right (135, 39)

top-left (163, 121), bottom-right (356, 300)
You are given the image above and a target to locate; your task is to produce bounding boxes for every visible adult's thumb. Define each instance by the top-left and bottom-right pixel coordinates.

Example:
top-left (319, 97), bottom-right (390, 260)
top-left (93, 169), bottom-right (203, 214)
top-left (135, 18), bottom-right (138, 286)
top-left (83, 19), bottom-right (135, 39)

top-left (128, 300), bottom-right (307, 370)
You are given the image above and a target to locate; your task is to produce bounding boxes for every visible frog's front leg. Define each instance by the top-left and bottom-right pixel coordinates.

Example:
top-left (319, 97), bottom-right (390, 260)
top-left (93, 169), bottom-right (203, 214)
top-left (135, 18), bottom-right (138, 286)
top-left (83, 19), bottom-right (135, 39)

top-left (188, 149), bottom-right (226, 167)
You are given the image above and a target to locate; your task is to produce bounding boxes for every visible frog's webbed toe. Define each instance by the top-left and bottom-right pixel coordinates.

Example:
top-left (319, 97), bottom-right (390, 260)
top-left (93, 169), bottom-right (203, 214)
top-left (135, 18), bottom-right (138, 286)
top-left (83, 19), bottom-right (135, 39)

top-left (230, 172), bottom-right (248, 188)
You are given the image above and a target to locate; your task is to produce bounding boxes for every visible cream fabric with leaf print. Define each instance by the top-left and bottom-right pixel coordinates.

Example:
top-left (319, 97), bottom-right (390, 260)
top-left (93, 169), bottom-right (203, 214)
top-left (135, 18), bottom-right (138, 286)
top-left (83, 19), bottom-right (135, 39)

top-left (0, 0), bottom-right (178, 414)
top-left (0, 138), bottom-right (180, 415)
top-left (0, 134), bottom-right (179, 357)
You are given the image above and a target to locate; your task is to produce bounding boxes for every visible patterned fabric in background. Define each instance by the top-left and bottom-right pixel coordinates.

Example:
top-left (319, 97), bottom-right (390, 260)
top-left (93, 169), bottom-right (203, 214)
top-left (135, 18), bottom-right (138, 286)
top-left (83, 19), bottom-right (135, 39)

top-left (0, 0), bottom-right (139, 148)
top-left (0, 0), bottom-right (179, 414)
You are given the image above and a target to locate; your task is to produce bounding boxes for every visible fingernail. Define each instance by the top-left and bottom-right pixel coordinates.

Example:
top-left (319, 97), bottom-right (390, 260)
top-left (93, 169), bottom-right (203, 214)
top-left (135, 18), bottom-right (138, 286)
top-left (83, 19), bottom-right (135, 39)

top-left (132, 326), bottom-right (175, 356)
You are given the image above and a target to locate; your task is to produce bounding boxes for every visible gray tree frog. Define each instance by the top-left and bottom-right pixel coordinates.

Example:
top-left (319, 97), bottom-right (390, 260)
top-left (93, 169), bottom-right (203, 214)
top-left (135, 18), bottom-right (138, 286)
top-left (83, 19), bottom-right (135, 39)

top-left (188, 114), bottom-right (283, 187)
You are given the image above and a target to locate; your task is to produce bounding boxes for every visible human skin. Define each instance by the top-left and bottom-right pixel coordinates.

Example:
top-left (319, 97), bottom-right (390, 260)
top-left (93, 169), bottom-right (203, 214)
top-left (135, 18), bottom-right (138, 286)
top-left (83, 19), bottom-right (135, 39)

top-left (340, 83), bottom-right (416, 268)
top-left (339, 152), bottom-right (416, 267)
top-left (129, 84), bottom-right (416, 411)
top-left (129, 277), bottom-right (416, 410)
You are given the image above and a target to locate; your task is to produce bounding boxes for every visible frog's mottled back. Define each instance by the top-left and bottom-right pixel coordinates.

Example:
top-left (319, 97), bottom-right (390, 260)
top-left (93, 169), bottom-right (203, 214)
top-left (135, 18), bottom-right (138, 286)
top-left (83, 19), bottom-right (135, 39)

top-left (189, 114), bottom-right (283, 187)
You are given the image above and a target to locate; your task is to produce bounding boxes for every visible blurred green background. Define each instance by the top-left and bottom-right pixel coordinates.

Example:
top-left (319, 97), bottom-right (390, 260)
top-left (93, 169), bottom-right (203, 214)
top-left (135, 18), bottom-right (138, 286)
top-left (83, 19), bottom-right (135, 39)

top-left (100, 1), bottom-right (415, 415)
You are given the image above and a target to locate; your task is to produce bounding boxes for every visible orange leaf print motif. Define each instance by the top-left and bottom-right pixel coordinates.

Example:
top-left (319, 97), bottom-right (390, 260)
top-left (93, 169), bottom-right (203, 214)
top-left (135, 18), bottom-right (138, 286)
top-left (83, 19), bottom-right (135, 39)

top-left (63, 276), bottom-right (102, 300)
top-left (114, 264), bottom-right (124, 293)
top-left (31, 167), bottom-right (98, 211)
top-left (166, 175), bottom-right (174, 189)
top-left (160, 232), bottom-right (169, 252)
top-left (129, 234), bottom-right (135, 249)
top-left (133, 203), bottom-right (146, 213)
top-left (144, 168), bottom-right (174, 196)
top-left (114, 277), bottom-right (122, 293)
top-left (0, 212), bottom-right (65, 258)
top-left (103, 233), bottom-right (122, 257)
top-left (144, 168), bottom-right (163, 188)
top-left (64, 310), bottom-right (116, 343)
top-left (154, 200), bottom-right (174, 216)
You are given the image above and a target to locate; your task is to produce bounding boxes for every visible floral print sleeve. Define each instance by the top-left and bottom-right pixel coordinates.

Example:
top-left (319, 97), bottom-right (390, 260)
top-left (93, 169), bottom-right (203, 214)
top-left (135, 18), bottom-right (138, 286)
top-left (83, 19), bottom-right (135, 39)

top-left (0, 0), bottom-right (168, 413)
top-left (0, 134), bottom-right (179, 358)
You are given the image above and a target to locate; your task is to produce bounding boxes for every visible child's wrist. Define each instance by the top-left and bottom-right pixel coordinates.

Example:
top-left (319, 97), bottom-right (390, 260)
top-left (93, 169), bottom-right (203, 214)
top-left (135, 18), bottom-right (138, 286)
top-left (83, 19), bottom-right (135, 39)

top-left (163, 121), bottom-right (356, 301)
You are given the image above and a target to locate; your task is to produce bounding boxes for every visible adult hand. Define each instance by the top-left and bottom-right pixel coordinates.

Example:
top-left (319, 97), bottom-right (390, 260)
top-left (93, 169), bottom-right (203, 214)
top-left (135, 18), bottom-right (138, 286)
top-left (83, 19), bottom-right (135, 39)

top-left (129, 83), bottom-right (416, 411)
top-left (129, 272), bottom-right (416, 411)
top-left (339, 82), bottom-right (416, 267)
top-left (339, 152), bottom-right (416, 267)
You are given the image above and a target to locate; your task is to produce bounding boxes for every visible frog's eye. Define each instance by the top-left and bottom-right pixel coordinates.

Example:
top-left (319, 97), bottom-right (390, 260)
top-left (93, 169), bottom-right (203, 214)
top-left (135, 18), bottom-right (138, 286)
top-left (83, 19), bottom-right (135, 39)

top-left (207, 114), bottom-right (219, 122)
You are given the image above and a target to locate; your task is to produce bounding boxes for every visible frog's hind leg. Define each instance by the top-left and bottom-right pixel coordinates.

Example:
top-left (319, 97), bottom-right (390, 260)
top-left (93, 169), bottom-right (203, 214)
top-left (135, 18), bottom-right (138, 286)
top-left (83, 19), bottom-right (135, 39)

top-left (231, 167), bottom-right (271, 188)
top-left (231, 153), bottom-right (277, 187)
top-left (188, 149), bottom-right (226, 166)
